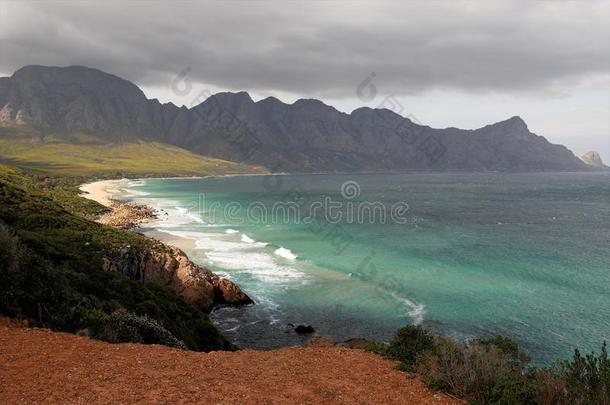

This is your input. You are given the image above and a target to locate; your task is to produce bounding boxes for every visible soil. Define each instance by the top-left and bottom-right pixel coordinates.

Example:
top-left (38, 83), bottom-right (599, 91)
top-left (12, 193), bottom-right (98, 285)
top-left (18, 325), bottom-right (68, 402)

top-left (0, 320), bottom-right (460, 404)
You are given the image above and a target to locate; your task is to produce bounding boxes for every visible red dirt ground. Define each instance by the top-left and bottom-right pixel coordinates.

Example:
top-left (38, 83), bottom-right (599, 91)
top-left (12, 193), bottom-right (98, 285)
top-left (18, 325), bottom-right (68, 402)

top-left (0, 321), bottom-right (460, 404)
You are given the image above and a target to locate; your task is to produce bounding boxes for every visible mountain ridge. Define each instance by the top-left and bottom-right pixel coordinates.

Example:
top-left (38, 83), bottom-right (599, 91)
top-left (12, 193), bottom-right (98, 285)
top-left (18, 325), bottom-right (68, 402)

top-left (0, 65), bottom-right (591, 172)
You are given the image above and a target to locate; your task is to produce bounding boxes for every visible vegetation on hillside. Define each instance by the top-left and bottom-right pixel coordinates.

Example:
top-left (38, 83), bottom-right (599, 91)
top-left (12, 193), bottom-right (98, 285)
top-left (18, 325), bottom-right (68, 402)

top-left (0, 164), bottom-right (232, 351)
top-left (0, 129), bottom-right (265, 177)
top-left (368, 325), bottom-right (610, 404)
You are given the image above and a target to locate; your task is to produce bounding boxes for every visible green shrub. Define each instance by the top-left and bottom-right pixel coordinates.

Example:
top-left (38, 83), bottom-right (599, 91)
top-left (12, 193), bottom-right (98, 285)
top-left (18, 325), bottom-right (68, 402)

top-left (414, 336), bottom-right (537, 404)
top-left (338, 337), bottom-right (391, 355)
top-left (415, 336), bottom-right (467, 393)
top-left (535, 367), bottom-right (568, 405)
top-left (356, 329), bottom-right (607, 404)
top-left (0, 221), bottom-right (19, 273)
top-left (386, 325), bottom-right (436, 368)
top-left (90, 309), bottom-right (187, 349)
top-left (479, 335), bottom-right (531, 365)
top-left (0, 169), bottom-right (233, 352)
top-left (364, 340), bottom-right (391, 355)
top-left (560, 342), bottom-right (610, 404)
top-left (0, 221), bottom-right (21, 316)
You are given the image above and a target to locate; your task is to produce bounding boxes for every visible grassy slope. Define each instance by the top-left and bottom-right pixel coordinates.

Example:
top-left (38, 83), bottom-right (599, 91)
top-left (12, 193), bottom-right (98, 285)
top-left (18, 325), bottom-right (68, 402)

top-left (0, 130), bottom-right (265, 177)
top-left (0, 164), bottom-right (233, 351)
top-left (0, 128), bottom-right (265, 351)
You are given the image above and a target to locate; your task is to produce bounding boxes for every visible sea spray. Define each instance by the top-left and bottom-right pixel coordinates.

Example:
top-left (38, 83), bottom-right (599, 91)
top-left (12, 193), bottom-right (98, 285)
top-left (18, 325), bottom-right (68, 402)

top-left (241, 234), bottom-right (256, 243)
top-left (274, 247), bottom-right (297, 260)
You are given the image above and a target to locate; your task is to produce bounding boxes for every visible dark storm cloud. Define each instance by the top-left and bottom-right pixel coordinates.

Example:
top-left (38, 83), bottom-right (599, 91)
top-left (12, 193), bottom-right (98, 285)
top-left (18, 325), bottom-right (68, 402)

top-left (0, 0), bottom-right (609, 98)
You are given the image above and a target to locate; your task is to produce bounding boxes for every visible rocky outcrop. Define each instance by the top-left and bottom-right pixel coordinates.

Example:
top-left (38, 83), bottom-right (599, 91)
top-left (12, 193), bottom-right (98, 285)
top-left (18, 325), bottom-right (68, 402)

top-left (0, 65), bottom-right (590, 172)
top-left (102, 244), bottom-right (253, 312)
top-left (294, 325), bottom-right (315, 335)
top-left (98, 200), bottom-right (157, 229)
top-left (580, 151), bottom-right (607, 168)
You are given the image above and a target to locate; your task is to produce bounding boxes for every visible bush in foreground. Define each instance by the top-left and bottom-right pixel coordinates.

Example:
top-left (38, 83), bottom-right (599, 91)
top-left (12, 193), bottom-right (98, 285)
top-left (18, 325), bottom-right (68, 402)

top-left (558, 342), bottom-right (610, 404)
top-left (386, 325), bottom-right (436, 368)
top-left (383, 324), bottom-right (610, 404)
top-left (415, 336), bottom-right (536, 403)
top-left (383, 325), bottom-right (536, 402)
top-left (89, 309), bottom-right (187, 349)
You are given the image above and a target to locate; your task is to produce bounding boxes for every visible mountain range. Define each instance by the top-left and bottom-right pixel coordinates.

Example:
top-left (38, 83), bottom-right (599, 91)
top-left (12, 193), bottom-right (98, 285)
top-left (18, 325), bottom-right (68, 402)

top-left (0, 65), bottom-right (593, 172)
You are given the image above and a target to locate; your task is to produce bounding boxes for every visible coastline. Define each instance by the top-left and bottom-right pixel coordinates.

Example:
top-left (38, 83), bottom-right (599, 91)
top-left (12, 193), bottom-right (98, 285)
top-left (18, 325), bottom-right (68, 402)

top-left (79, 179), bottom-right (131, 207)
top-left (66, 173), bottom-right (610, 361)
top-left (78, 173), bottom-right (280, 206)
top-left (79, 178), bottom-right (196, 252)
top-left (80, 179), bottom-right (158, 229)
top-left (79, 177), bottom-right (254, 312)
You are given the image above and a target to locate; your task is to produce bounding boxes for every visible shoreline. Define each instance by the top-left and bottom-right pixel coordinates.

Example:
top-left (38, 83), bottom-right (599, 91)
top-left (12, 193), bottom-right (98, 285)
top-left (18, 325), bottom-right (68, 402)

top-left (79, 177), bottom-right (254, 312)
top-left (79, 178), bottom-right (201, 253)
top-left (79, 173), bottom-right (281, 207)
top-left (79, 178), bottom-right (131, 207)
top-left (76, 173), bottom-right (602, 361)
top-left (80, 179), bottom-right (159, 229)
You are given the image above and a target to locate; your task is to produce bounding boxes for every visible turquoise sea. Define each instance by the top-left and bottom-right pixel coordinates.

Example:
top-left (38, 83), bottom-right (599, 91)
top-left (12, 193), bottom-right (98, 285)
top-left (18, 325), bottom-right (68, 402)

top-left (122, 172), bottom-right (610, 364)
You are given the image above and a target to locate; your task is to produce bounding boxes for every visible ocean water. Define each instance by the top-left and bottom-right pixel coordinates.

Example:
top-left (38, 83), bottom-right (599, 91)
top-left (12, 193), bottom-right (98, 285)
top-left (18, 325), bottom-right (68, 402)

top-left (122, 172), bottom-right (610, 364)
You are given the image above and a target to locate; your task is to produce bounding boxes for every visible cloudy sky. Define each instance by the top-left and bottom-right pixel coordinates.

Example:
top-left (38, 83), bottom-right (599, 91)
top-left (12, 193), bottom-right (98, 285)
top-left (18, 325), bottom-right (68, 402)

top-left (1, 0), bottom-right (609, 158)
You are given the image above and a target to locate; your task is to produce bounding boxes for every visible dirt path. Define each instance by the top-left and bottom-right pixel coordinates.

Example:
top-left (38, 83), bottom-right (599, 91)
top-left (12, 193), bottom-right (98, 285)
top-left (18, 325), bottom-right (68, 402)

top-left (0, 322), bottom-right (459, 404)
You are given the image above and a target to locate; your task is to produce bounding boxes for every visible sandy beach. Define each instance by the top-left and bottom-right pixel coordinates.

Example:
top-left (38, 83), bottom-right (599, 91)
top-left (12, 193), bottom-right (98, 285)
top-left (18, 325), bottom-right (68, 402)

top-left (79, 178), bottom-right (198, 252)
top-left (79, 178), bottom-right (130, 207)
top-left (79, 174), bottom-right (275, 207)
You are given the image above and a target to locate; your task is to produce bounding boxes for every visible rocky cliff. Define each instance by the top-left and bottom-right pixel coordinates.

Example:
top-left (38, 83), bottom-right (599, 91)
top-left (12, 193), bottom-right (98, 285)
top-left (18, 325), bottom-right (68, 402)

top-left (102, 243), bottom-right (253, 312)
top-left (0, 65), bottom-right (591, 172)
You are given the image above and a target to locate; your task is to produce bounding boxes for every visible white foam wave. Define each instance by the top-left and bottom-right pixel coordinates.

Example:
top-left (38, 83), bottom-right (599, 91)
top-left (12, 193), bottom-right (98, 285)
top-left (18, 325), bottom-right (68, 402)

top-left (140, 198), bottom-right (307, 286)
top-left (188, 213), bottom-right (204, 223)
top-left (237, 233), bottom-right (269, 247)
top-left (173, 206), bottom-right (204, 223)
top-left (241, 234), bottom-right (255, 243)
top-left (195, 234), bottom-right (309, 284)
top-left (388, 292), bottom-right (426, 325)
top-left (170, 233), bottom-right (308, 284)
top-left (209, 251), bottom-right (306, 284)
top-left (152, 206), bottom-right (204, 226)
top-left (125, 189), bottom-right (150, 196)
top-left (156, 229), bottom-right (207, 240)
top-left (274, 247), bottom-right (297, 260)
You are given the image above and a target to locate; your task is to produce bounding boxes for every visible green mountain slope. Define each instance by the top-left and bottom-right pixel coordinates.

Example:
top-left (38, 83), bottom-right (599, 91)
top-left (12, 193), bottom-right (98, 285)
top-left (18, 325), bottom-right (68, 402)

top-left (0, 129), bottom-right (265, 177)
top-left (0, 165), bottom-right (233, 351)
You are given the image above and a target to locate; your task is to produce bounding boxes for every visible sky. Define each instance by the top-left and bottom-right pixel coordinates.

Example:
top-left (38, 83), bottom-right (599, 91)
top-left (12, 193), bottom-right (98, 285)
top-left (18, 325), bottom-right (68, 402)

top-left (1, 0), bottom-right (609, 159)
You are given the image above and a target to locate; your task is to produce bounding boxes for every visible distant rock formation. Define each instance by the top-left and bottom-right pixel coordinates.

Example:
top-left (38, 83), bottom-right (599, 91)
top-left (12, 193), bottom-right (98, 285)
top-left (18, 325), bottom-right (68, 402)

top-left (103, 243), bottom-right (253, 312)
top-left (294, 324), bottom-right (315, 335)
top-left (580, 151), bottom-right (607, 168)
top-left (0, 65), bottom-right (591, 172)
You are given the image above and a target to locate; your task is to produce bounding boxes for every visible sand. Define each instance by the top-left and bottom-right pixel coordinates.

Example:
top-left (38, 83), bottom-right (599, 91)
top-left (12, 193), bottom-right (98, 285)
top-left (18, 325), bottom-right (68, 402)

top-left (79, 179), bottom-right (200, 252)
top-left (0, 321), bottom-right (459, 404)
top-left (79, 179), bottom-right (130, 207)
